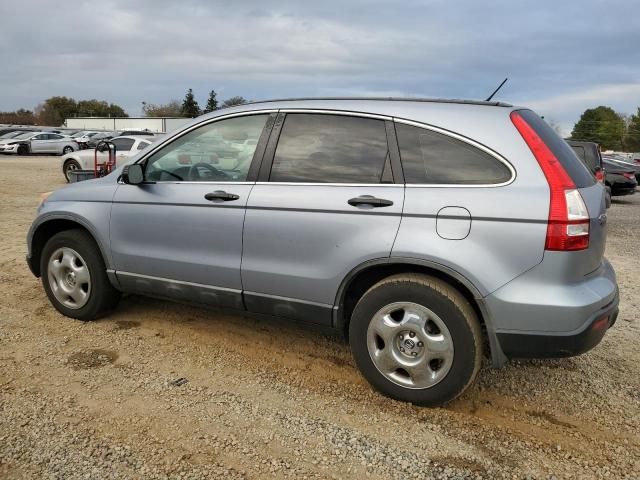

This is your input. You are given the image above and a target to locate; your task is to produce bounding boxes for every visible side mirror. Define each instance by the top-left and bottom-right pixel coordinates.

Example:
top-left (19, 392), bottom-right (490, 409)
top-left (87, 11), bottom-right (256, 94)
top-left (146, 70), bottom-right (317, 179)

top-left (122, 164), bottom-right (144, 185)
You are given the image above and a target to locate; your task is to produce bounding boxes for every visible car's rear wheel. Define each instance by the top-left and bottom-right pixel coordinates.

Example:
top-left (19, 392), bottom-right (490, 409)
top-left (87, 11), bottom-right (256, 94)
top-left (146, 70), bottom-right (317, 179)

top-left (349, 274), bottom-right (483, 406)
top-left (62, 146), bottom-right (74, 155)
top-left (40, 229), bottom-right (121, 320)
top-left (17, 144), bottom-right (28, 155)
top-left (63, 160), bottom-right (81, 182)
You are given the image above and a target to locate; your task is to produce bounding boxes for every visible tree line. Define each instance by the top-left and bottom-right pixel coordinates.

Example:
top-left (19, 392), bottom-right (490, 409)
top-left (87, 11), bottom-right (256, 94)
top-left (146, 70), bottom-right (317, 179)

top-left (0, 97), bottom-right (128, 126)
top-left (570, 105), bottom-right (640, 152)
top-left (0, 89), bottom-right (248, 127)
top-left (141, 89), bottom-right (247, 118)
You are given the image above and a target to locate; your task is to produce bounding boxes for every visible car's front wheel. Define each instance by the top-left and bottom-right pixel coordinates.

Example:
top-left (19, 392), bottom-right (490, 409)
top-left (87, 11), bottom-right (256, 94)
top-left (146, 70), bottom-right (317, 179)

top-left (349, 274), bottom-right (483, 406)
top-left (62, 146), bottom-right (74, 155)
top-left (40, 229), bottom-right (121, 320)
top-left (17, 144), bottom-right (29, 155)
top-left (63, 159), bottom-right (81, 182)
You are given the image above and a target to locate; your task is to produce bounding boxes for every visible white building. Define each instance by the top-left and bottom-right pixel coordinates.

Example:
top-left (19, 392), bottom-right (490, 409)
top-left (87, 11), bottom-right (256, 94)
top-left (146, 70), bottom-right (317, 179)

top-left (64, 117), bottom-right (191, 133)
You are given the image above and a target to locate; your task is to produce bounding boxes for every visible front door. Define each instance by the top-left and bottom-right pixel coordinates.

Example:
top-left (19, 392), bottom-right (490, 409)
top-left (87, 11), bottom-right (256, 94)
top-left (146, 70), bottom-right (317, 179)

top-left (110, 112), bottom-right (274, 309)
top-left (29, 133), bottom-right (49, 153)
top-left (241, 112), bottom-right (405, 325)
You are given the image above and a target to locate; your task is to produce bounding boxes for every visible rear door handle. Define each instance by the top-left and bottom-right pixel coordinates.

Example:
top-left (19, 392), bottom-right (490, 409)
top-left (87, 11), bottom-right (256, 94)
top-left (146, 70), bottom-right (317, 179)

top-left (348, 195), bottom-right (394, 207)
top-left (204, 190), bottom-right (240, 202)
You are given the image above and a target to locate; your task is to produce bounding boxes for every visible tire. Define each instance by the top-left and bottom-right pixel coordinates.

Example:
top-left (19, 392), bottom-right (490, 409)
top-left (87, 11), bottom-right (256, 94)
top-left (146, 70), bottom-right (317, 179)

top-left (40, 229), bottom-right (121, 321)
top-left (349, 274), bottom-right (483, 406)
top-left (63, 160), bottom-right (81, 183)
top-left (17, 144), bottom-right (28, 155)
top-left (62, 146), bottom-right (74, 155)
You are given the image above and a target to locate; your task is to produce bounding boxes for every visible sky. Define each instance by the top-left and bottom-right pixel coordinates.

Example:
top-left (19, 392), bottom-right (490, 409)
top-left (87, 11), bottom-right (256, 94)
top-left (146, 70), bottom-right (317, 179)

top-left (1, 0), bottom-right (639, 135)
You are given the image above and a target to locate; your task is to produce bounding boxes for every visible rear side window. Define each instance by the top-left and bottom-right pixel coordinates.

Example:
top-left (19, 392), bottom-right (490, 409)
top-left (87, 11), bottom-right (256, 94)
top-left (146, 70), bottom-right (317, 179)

top-left (111, 138), bottom-right (135, 152)
top-left (395, 123), bottom-right (512, 184)
top-left (516, 110), bottom-right (595, 188)
top-left (270, 114), bottom-right (389, 183)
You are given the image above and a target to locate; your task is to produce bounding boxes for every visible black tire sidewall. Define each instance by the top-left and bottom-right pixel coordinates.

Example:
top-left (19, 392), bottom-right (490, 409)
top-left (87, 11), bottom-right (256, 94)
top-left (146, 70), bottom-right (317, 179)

top-left (349, 279), bottom-right (479, 406)
top-left (17, 144), bottom-right (28, 155)
top-left (64, 160), bottom-right (80, 182)
top-left (63, 146), bottom-right (73, 155)
top-left (40, 230), bottom-right (117, 320)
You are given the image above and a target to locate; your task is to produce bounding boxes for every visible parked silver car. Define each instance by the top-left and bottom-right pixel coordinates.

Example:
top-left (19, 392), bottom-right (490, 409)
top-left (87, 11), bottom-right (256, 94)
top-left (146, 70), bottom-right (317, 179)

top-left (27, 98), bottom-right (618, 406)
top-left (0, 131), bottom-right (78, 155)
top-left (60, 136), bottom-right (154, 181)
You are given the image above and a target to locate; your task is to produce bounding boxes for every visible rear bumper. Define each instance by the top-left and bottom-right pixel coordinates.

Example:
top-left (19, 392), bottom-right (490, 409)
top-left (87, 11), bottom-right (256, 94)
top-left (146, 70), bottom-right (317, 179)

top-left (486, 257), bottom-right (618, 359)
top-left (496, 293), bottom-right (618, 358)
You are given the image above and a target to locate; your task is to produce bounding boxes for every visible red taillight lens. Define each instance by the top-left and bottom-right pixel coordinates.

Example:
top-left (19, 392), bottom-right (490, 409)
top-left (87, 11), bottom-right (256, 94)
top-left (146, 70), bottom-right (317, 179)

top-left (511, 111), bottom-right (590, 251)
top-left (623, 172), bottom-right (635, 179)
top-left (595, 169), bottom-right (605, 183)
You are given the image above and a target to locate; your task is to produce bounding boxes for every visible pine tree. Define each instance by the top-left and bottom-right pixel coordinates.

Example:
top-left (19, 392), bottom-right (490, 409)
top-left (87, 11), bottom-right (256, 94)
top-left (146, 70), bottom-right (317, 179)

top-left (181, 88), bottom-right (201, 117)
top-left (203, 90), bottom-right (218, 113)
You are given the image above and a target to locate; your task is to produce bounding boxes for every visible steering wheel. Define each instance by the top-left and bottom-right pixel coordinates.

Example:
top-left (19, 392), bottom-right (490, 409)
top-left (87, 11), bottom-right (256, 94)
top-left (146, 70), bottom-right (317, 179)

top-left (188, 162), bottom-right (230, 181)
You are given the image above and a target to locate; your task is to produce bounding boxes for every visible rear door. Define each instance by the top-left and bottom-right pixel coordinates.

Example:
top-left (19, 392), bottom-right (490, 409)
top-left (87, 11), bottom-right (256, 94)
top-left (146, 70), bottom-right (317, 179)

top-left (46, 134), bottom-right (66, 153)
top-left (110, 112), bottom-right (275, 309)
top-left (241, 112), bottom-right (404, 325)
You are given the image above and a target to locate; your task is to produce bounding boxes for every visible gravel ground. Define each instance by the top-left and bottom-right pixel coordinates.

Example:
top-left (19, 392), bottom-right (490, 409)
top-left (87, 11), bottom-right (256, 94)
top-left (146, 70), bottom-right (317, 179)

top-left (1, 156), bottom-right (639, 479)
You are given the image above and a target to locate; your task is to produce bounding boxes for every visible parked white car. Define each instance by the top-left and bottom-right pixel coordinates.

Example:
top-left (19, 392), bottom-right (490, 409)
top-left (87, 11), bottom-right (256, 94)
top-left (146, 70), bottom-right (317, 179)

top-left (60, 135), bottom-right (154, 181)
top-left (0, 131), bottom-right (79, 155)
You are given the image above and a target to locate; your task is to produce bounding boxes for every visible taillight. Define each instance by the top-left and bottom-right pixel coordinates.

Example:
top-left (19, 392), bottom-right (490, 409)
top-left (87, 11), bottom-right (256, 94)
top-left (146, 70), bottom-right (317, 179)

top-left (511, 111), bottom-right (590, 251)
top-left (623, 172), bottom-right (635, 180)
top-left (595, 168), bottom-right (605, 183)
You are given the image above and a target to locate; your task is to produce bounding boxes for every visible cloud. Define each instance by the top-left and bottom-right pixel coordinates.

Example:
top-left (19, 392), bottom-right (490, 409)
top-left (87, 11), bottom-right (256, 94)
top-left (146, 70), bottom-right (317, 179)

top-left (1, 0), bottom-right (638, 126)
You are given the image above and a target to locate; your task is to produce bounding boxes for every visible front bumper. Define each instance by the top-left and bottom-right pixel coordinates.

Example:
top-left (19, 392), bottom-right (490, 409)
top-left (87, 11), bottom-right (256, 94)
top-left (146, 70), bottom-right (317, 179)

top-left (0, 144), bottom-right (18, 153)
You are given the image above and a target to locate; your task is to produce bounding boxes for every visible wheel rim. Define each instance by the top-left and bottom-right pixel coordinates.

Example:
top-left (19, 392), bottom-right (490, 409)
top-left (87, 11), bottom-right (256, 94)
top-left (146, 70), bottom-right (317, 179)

top-left (65, 162), bottom-right (79, 177)
top-left (366, 302), bottom-right (454, 389)
top-left (47, 247), bottom-right (91, 309)
top-left (63, 147), bottom-right (72, 154)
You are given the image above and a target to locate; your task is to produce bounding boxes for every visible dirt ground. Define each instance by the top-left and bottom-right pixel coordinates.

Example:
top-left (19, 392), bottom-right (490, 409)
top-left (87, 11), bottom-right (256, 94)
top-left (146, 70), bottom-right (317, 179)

top-left (1, 156), bottom-right (639, 479)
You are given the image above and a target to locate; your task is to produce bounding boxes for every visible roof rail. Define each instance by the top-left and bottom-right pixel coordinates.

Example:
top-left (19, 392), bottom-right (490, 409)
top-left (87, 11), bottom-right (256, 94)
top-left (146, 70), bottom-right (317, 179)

top-left (239, 96), bottom-right (513, 108)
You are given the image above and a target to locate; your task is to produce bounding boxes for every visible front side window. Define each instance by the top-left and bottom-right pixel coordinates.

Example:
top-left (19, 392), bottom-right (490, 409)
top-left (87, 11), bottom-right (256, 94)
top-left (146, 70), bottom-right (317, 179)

top-left (396, 123), bottom-right (512, 185)
top-left (144, 114), bottom-right (269, 182)
top-left (269, 114), bottom-right (389, 183)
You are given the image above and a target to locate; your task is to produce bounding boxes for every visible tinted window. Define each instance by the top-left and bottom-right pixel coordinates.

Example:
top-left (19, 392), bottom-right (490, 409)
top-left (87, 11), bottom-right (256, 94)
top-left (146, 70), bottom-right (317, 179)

top-left (111, 138), bottom-right (135, 152)
top-left (145, 114), bottom-right (268, 182)
top-left (396, 123), bottom-right (512, 184)
top-left (516, 110), bottom-right (595, 188)
top-left (269, 114), bottom-right (388, 183)
top-left (49, 134), bottom-right (64, 140)
top-left (137, 141), bottom-right (150, 150)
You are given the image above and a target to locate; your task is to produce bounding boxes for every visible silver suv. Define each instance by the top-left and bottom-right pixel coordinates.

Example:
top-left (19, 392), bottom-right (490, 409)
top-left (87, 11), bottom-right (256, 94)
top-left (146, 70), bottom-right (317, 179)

top-left (27, 98), bottom-right (619, 406)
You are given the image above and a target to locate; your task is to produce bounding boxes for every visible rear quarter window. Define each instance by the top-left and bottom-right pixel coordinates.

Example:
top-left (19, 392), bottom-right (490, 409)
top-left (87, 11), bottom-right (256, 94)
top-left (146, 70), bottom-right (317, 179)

top-left (395, 123), bottom-right (512, 185)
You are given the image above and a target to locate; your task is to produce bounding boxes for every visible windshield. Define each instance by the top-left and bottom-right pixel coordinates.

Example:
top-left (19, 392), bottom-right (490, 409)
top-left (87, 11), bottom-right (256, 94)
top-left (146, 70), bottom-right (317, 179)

top-left (13, 132), bottom-right (35, 140)
top-left (71, 132), bottom-right (86, 138)
top-left (0, 131), bottom-right (24, 139)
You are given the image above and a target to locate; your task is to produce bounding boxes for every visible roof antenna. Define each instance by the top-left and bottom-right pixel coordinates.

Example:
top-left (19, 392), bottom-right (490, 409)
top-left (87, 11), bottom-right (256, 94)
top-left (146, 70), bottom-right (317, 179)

top-left (485, 77), bottom-right (508, 101)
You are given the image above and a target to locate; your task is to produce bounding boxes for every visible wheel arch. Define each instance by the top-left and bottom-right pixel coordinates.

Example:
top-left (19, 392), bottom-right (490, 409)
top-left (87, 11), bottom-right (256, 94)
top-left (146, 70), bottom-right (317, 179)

top-left (28, 215), bottom-right (113, 282)
top-left (333, 258), bottom-right (508, 367)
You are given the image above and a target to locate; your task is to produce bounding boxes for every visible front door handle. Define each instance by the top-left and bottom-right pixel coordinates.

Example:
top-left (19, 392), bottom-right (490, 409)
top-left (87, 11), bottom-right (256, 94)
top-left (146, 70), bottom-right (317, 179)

top-left (204, 190), bottom-right (240, 202)
top-left (348, 195), bottom-right (394, 207)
